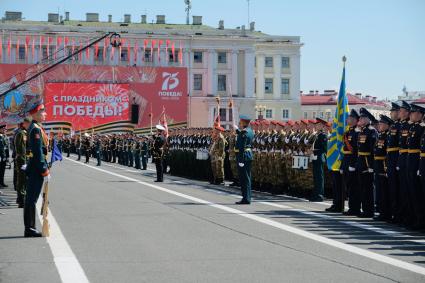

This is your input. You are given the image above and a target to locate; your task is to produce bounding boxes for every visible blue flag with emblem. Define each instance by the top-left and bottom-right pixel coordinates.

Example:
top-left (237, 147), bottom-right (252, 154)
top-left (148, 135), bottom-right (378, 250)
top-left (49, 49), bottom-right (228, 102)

top-left (50, 138), bottom-right (63, 164)
top-left (326, 59), bottom-right (349, 171)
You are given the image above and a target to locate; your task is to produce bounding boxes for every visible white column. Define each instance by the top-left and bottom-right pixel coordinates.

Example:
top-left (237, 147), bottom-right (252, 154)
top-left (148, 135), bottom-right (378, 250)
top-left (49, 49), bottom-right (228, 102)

top-left (273, 54), bottom-right (281, 99)
top-left (207, 50), bottom-right (217, 96)
top-left (231, 50), bottom-right (239, 96)
top-left (183, 48), bottom-right (190, 67)
top-left (245, 49), bottom-right (256, 98)
top-left (291, 54), bottom-right (301, 102)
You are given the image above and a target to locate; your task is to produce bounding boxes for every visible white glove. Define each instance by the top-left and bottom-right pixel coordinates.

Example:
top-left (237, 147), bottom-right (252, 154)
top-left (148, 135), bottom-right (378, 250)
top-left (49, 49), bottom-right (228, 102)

top-left (233, 125), bottom-right (239, 130)
top-left (396, 167), bottom-right (400, 171)
top-left (348, 166), bottom-right (356, 172)
top-left (339, 170), bottom-right (343, 174)
top-left (311, 155), bottom-right (318, 161)
top-left (418, 170), bottom-right (421, 176)
top-left (21, 164), bottom-right (27, 171)
top-left (368, 168), bottom-right (374, 173)
top-left (44, 174), bottom-right (51, 183)
top-left (238, 163), bottom-right (245, 167)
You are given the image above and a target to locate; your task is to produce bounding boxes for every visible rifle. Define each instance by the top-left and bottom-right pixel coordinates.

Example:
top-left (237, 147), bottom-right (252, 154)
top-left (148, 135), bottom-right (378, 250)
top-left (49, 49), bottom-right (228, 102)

top-left (41, 180), bottom-right (50, 237)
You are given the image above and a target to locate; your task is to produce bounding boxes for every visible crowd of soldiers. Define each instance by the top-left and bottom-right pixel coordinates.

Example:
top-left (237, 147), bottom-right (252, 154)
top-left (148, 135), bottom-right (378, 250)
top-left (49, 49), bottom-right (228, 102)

top-left (2, 100), bottom-right (425, 234)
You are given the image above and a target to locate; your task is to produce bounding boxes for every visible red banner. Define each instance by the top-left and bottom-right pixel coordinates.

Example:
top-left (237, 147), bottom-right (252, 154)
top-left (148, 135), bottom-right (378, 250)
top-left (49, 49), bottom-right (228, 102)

top-left (44, 83), bottom-right (130, 130)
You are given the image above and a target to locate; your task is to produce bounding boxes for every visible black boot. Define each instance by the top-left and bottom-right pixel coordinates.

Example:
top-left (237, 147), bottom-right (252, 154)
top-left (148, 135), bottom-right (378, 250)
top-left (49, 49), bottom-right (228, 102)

top-left (24, 205), bottom-right (42, 237)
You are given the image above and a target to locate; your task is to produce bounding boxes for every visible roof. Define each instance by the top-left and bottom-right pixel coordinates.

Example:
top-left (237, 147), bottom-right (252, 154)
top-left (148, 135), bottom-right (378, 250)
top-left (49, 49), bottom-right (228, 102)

top-left (301, 93), bottom-right (389, 108)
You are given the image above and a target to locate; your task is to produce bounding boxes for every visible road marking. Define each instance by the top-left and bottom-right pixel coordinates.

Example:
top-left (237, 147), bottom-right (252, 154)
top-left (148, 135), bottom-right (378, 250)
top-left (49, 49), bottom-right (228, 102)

top-left (36, 198), bottom-right (89, 283)
top-left (96, 159), bottom-right (421, 245)
top-left (66, 157), bottom-right (425, 276)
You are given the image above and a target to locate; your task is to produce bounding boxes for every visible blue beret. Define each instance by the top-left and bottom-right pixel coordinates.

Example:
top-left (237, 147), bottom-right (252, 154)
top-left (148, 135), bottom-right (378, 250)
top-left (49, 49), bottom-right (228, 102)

top-left (239, 115), bottom-right (252, 122)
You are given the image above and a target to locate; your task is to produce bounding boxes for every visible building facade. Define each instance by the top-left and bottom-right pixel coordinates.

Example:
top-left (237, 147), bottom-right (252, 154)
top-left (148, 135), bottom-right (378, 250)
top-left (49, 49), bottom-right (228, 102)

top-left (0, 12), bottom-right (302, 128)
top-left (301, 90), bottom-right (390, 121)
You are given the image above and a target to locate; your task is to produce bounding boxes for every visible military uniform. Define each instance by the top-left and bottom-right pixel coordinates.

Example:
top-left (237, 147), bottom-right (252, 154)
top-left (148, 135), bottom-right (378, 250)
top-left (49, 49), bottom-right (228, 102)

top-left (14, 125), bottom-right (28, 206)
top-left (311, 119), bottom-right (329, 201)
top-left (0, 125), bottom-right (8, 187)
top-left (209, 128), bottom-right (226, 184)
top-left (153, 126), bottom-right (166, 182)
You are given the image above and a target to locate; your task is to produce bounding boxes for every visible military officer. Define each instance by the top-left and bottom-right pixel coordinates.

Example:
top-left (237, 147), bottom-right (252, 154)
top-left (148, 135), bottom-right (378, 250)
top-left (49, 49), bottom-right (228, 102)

top-left (234, 115), bottom-right (254, 205)
top-left (356, 108), bottom-right (377, 218)
top-left (24, 103), bottom-right (50, 237)
top-left (310, 118), bottom-right (329, 202)
top-left (14, 118), bottom-right (31, 207)
top-left (0, 125), bottom-right (8, 187)
top-left (386, 102), bottom-right (400, 223)
top-left (153, 125), bottom-right (166, 182)
top-left (406, 103), bottom-right (425, 229)
top-left (373, 115), bottom-right (392, 221)
top-left (209, 125), bottom-right (226, 185)
top-left (141, 136), bottom-right (148, 170)
top-left (95, 136), bottom-right (102, 166)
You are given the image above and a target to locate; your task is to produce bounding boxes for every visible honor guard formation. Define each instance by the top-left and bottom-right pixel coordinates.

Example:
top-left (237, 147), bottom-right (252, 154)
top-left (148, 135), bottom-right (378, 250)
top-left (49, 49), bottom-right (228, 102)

top-left (2, 101), bottom-right (425, 237)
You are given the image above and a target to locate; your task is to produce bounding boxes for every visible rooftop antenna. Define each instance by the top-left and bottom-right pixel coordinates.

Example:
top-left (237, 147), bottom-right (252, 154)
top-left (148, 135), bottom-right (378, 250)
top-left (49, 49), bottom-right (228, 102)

top-left (185, 0), bottom-right (192, 25)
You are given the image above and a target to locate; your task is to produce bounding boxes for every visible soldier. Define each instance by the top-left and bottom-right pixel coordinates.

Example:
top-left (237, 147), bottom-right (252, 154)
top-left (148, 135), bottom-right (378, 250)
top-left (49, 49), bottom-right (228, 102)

top-left (397, 100), bottom-right (411, 225)
top-left (24, 103), bottom-right (50, 237)
top-left (310, 118), bottom-right (329, 202)
top-left (134, 137), bottom-right (141, 170)
top-left (373, 115), bottom-right (392, 221)
top-left (153, 125), bottom-right (166, 182)
top-left (386, 102), bottom-right (400, 222)
top-left (141, 136), bottom-right (149, 170)
top-left (335, 109), bottom-right (359, 214)
top-left (234, 115), bottom-right (254, 205)
top-left (209, 125), bottom-right (226, 185)
top-left (406, 104), bottom-right (425, 229)
top-left (76, 135), bottom-right (82, 161)
top-left (14, 118), bottom-right (31, 207)
top-left (356, 108), bottom-right (377, 218)
top-left (0, 125), bottom-right (8, 187)
top-left (95, 135), bottom-right (102, 166)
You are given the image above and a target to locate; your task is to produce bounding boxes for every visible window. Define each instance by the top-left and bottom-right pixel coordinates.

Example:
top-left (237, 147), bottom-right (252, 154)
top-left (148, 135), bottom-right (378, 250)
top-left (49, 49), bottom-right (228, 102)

top-left (193, 74), bottom-right (202, 91)
top-left (312, 112), bottom-right (317, 118)
top-left (220, 108), bottom-right (227, 121)
top-left (254, 78), bottom-right (256, 94)
top-left (265, 78), bottom-right (273, 93)
top-left (18, 47), bottom-right (26, 60)
top-left (281, 56), bottom-right (290, 68)
top-left (229, 108), bottom-right (233, 122)
top-left (266, 109), bottom-right (273, 119)
top-left (265, 56), bottom-right (273, 67)
top-left (282, 109), bottom-right (290, 119)
top-left (144, 50), bottom-right (152, 62)
top-left (121, 49), bottom-right (128, 62)
top-left (194, 51), bottom-right (203, 63)
top-left (168, 50), bottom-right (179, 63)
top-left (95, 49), bottom-right (104, 62)
top-left (325, 112), bottom-right (331, 121)
top-left (218, 75), bottom-right (226, 91)
top-left (303, 112), bottom-right (308, 119)
top-left (281, 78), bottom-right (290, 94)
top-left (217, 52), bottom-right (227, 64)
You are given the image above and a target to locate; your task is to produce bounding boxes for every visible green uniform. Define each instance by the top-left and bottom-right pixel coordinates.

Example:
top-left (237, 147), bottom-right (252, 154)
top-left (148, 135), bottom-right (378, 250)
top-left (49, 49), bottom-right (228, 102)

top-left (14, 127), bottom-right (27, 206)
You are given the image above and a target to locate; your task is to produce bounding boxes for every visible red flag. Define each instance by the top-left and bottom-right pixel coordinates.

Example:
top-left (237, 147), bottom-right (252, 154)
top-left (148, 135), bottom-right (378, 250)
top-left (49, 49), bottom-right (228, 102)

top-left (158, 40), bottom-right (163, 62)
top-left (86, 38), bottom-right (90, 59)
top-left (47, 37), bottom-right (51, 57)
top-left (32, 37), bottom-right (35, 60)
top-left (39, 36), bottom-right (44, 59)
top-left (25, 36), bottom-right (30, 61)
top-left (127, 40), bottom-right (131, 63)
top-left (79, 40), bottom-right (83, 61)
top-left (0, 36), bottom-right (2, 61)
top-left (179, 41), bottom-right (183, 64)
top-left (15, 37), bottom-right (19, 60)
top-left (151, 40), bottom-right (156, 62)
top-left (65, 37), bottom-right (69, 46)
top-left (71, 38), bottom-right (75, 57)
top-left (143, 39), bottom-right (148, 62)
top-left (159, 106), bottom-right (169, 138)
top-left (171, 42), bottom-right (175, 62)
top-left (7, 34), bottom-right (12, 61)
top-left (103, 38), bottom-right (108, 61)
top-left (165, 40), bottom-right (170, 63)
top-left (134, 40), bottom-right (138, 64)
top-left (95, 43), bottom-right (99, 58)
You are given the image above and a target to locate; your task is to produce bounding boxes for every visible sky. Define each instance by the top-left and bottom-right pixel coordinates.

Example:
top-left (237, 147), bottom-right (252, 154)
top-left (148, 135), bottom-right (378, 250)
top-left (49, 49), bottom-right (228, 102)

top-left (1, 0), bottom-right (424, 100)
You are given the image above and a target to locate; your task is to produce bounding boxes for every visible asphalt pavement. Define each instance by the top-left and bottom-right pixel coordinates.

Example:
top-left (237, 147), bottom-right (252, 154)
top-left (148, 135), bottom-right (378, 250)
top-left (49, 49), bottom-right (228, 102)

top-left (1, 156), bottom-right (425, 283)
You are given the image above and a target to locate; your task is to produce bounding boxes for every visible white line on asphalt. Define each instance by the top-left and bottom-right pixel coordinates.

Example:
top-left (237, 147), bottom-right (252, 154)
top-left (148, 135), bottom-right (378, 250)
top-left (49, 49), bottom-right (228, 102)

top-left (97, 160), bottom-right (420, 243)
top-left (36, 199), bottom-right (89, 283)
top-left (66, 157), bottom-right (425, 276)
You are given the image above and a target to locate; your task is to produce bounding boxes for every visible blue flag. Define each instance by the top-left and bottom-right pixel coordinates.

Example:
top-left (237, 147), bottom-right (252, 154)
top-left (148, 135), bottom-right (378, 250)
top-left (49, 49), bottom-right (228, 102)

top-left (326, 64), bottom-right (349, 171)
top-left (50, 138), bottom-right (63, 164)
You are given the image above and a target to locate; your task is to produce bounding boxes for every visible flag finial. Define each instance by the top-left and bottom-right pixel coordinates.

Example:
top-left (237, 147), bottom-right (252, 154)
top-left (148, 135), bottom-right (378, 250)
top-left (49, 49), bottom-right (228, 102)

top-left (342, 55), bottom-right (347, 65)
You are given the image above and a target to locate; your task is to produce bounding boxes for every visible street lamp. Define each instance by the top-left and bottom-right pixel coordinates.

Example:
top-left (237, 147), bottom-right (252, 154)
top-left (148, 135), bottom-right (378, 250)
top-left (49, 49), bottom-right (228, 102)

top-left (255, 105), bottom-right (266, 120)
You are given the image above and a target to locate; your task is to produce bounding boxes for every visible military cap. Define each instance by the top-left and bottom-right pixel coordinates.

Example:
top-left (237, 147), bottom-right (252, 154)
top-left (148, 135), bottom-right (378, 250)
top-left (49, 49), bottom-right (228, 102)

top-left (239, 115), bottom-right (252, 122)
top-left (29, 102), bottom-right (45, 115)
top-left (156, 124), bottom-right (165, 131)
top-left (379, 114), bottom-right (393, 125)
top-left (349, 109), bottom-right (360, 120)
top-left (301, 119), bottom-right (309, 125)
top-left (23, 117), bottom-right (32, 123)
top-left (261, 119), bottom-right (271, 125)
top-left (410, 103), bottom-right (425, 114)
top-left (390, 102), bottom-right (400, 111)
top-left (271, 120), bottom-right (278, 125)
top-left (286, 120), bottom-right (295, 126)
top-left (277, 121), bottom-right (286, 127)
top-left (316, 118), bottom-right (332, 127)
top-left (400, 100), bottom-right (411, 111)
top-left (309, 119), bottom-right (317, 124)
top-left (359, 107), bottom-right (376, 122)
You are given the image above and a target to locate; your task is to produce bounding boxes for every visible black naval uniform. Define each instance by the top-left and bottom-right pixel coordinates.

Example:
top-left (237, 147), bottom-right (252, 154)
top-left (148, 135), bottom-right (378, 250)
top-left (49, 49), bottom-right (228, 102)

top-left (341, 126), bottom-right (359, 214)
top-left (153, 135), bottom-right (165, 182)
top-left (374, 128), bottom-right (390, 220)
top-left (356, 124), bottom-right (377, 217)
top-left (386, 119), bottom-right (400, 222)
top-left (397, 118), bottom-right (411, 223)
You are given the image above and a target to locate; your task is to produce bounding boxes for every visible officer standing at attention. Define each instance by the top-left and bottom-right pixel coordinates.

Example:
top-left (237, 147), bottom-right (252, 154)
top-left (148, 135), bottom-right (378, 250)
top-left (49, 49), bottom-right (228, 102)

top-left (310, 118), bottom-right (329, 202)
top-left (234, 115), bottom-right (254, 205)
top-left (209, 125), bottom-right (226, 185)
top-left (356, 108), bottom-right (377, 218)
top-left (153, 125), bottom-right (166, 182)
top-left (141, 136), bottom-right (148, 170)
top-left (24, 103), bottom-right (50, 237)
top-left (95, 135), bottom-right (102, 166)
top-left (14, 118), bottom-right (31, 207)
top-left (0, 124), bottom-right (8, 188)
